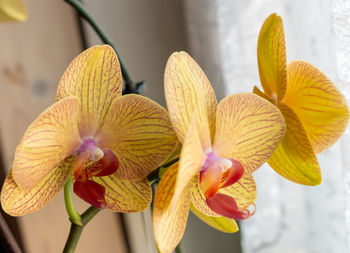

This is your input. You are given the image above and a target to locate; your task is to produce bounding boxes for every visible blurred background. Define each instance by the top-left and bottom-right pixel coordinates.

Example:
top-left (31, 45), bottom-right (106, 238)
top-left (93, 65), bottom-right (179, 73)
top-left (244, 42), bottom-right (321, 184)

top-left (1, 0), bottom-right (350, 252)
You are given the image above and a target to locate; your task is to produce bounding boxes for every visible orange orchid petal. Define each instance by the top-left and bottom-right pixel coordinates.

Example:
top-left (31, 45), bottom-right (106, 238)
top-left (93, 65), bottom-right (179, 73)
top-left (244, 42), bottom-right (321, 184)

top-left (257, 13), bottom-right (287, 102)
top-left (283, 61), bottom-right (350, 153)
top-left (164, 51), bottom-right (217, 147)
top-left (268, 103), bottom-right (321, 185)
top-left (0, 0), bottom-right (27, 22)
top-left (191, 174), bottom-right (219, 217)
top-left (96, 94), bottom-right (178, 180)
top-left (190, 203), bottom-right (238, 233)
top-left (213, 93), bottom-right (285, 174)
top-left (1, 157), bottom-right (74, 216)
top-left (172, 119), bottom-right (206, 210)
top-left (12, 97), bottom-right (80, 190)
top-left (219, 174), bottom-right (257, 210)
top-left (153, 163), bottom-right (191, 253)
top-left (93, 175), bottom-right (151, 212)
top-left (56, 45), bottom-right (122, 137)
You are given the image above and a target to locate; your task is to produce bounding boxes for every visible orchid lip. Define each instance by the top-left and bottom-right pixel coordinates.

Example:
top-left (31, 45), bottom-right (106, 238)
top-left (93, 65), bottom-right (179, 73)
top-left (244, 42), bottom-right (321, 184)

top-left (199, 151), bottom-right (245, 199)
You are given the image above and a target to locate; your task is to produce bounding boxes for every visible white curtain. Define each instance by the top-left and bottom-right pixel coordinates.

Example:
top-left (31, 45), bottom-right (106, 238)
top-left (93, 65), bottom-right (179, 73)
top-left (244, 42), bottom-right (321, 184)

top-left (184, 0), bottom-right (349, 252)
top-left (333, 0), bottom-right (350, 252)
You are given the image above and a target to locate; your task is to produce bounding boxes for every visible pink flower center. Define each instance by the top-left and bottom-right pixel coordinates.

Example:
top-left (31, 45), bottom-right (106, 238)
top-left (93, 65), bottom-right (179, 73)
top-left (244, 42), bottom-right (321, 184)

top-left (77, 139), bottom-right (104, 161)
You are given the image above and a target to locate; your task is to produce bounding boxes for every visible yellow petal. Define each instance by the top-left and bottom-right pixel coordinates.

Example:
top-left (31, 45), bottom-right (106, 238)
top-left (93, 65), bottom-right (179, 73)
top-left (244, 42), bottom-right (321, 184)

top-left (159, 143), bottom-right (181, 178)
top-left (96, 94), bottom-right (178, 180)
top-left (172, 118), bottom-right (206, 210)
top-left (12, 97), bottom-right (80, 190)
top-left (93, 175), bottom-right (151, 212)
top-left (164, 51), bottom-right (217, 147)
top-left (1, 157), bottom-right (73, 216)
top-left (283, 61), bottom-right (350, 153)
top-left (56, 45), bottom-right (122, 137)
top-left (0, 0), bottom-right (27, 22)
top-left (153, 163), bottom-right (191, 253)
top-left (190, 203), bottom-right (238, 233)
top-left (190, 174), bottom-right (219, 217)
top-left (219, 174), bottom-right (257, 210)
top-left (268, 103), bottom-right (321, 185)
top-left (257, 13), bottom-right (287, 102)
top-left (213, 93), bottom-right (285, 174)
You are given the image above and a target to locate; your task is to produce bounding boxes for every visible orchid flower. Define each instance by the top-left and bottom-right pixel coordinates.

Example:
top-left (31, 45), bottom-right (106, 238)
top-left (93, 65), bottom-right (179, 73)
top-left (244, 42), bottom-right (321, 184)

top-left (153, 52), bottom-right (285, 253)
top-left (1, 45), bottom-right (178, 215)
top-left (0, 0), bottom-right (27, 22)
top-left (253, 13), bottom-right (350, 185)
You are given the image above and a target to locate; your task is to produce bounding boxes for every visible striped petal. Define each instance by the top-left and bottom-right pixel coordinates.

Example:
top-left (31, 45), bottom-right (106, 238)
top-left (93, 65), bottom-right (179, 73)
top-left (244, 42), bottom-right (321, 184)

top-left (0, 0), bottom-right (27, 22)
top-left (213, 93), bottom-right (285, 174)
top-left (219, 174), bottom-right (257, 210)
top-left (56, 45), bottom-right (122, 137)
top-left (1, 158), bottom-right (73, 216)
top-left (268, 103), bottom-right (321, 185)
top-left (257, 13), bottom-right (287, 102)
top-left (96, 94), bottom-right (178, 180)
top-left (172, 119), bottom-right (206, 210)
top-left (283, 61), bottom-right (350, 153)
top-left (153, 163), bottom-right (191, 253)
top-left (164, 51), bottom-right (217, 147)
top-left (190, 203), bottom-right (238, 233)
top-left (93, 175), bottom-right (151, 212)
top-left (12, 97), bottom-right (80, 190)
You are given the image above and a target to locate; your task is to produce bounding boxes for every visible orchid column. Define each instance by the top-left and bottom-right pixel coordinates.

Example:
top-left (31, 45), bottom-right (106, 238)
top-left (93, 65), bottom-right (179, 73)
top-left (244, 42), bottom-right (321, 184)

top-left (184, 0), bottom-right (348, 252)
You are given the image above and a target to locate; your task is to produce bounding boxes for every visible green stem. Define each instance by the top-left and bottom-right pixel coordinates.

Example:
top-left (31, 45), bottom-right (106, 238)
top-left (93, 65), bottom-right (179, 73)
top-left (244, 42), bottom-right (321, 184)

top-left (175, 243), bottom-right (182, 253)
top-left (64, 0), bottom-right (133, 84)
top-left (64, 177), bottom-right (82, 226)
top-left (63, 206), bottom-right (101, 253)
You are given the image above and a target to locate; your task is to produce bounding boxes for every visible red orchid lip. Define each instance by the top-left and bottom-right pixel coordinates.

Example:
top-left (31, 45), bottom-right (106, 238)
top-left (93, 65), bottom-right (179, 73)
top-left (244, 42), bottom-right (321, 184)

top-left (200, 151), bottom-right (244, 198)
top-left (199, 151), bottom-right (249, 219)
top-left (206, 193), bottom-right (255, 220)
top-left (74, 180), bottom-right (107, 209)
top-left (73, 148), bottom-right (119, 208)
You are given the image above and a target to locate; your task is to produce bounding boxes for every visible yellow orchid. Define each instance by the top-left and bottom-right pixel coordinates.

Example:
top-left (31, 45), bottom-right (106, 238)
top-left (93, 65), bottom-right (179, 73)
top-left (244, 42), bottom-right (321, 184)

top-left (153, 52), bottom-right (285, 253)
top-left (1, 45), bottom-right (178, 215)
top-left (0, 0), bottom-right (27, 22)
top-left (254, 13), bottom-right (350, 185)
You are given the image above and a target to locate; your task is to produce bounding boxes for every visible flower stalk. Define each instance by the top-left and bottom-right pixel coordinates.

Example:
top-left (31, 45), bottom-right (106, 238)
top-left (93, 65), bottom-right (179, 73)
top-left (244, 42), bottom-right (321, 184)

top-left (64, 177), bottom-right (82, 226)
top-left (64, 0), bottom-right (132, 84)
top-left (63, 206), bottom-right (101, 253)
